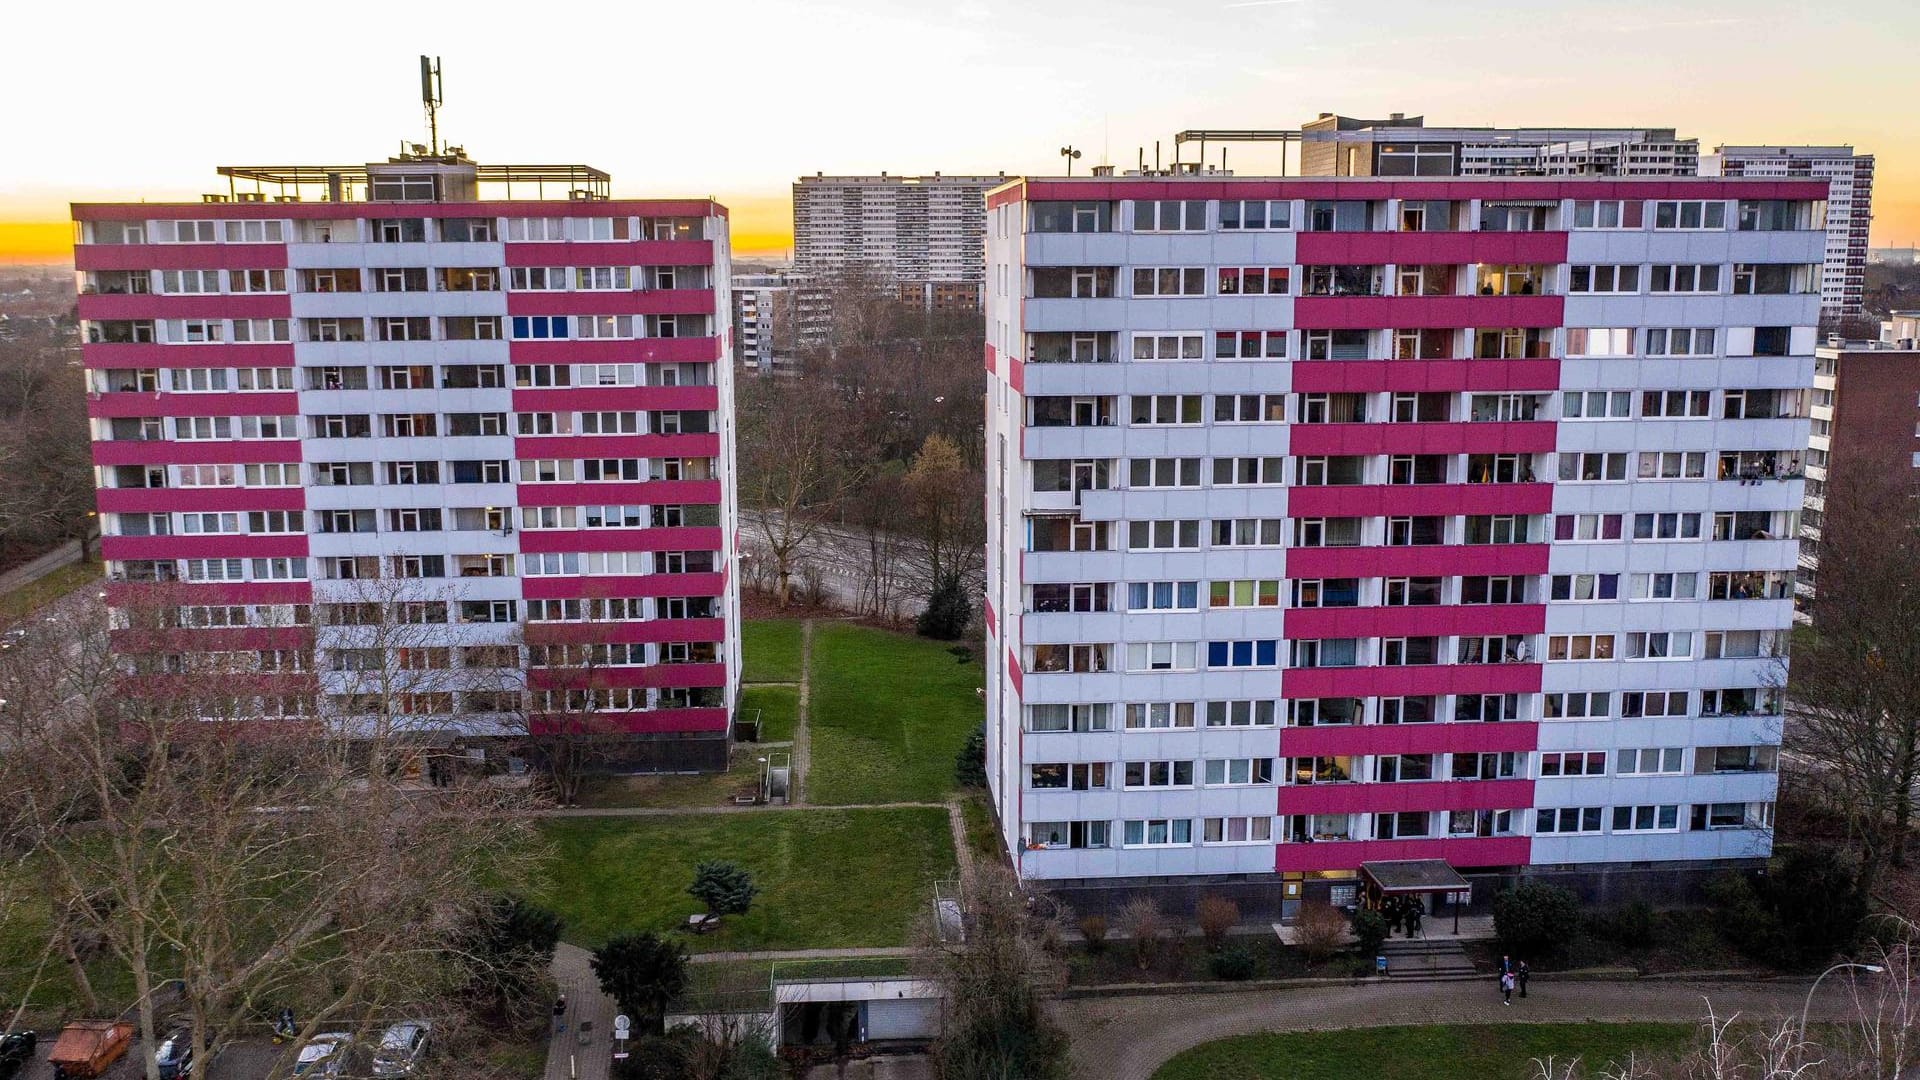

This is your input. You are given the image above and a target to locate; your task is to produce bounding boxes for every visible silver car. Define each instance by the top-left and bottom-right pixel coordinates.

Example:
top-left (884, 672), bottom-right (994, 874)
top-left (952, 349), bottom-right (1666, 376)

top-left (369, 1021), bottom-right (431, 1077)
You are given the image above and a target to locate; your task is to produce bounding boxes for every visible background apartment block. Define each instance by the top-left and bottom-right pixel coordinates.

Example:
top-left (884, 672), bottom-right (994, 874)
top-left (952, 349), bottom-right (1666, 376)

top-left (74, 152), bottom-right (742, 768)
top-left (1300, 114), bottom-right (1699, 178)
top-left (792, 172), bottom-right (1002, 309)
top-left (731, 269), bottom-right (823, 375)
top-left (1799, 338), bottom-right (1920, 611)
top-left (1706, 147), bottom-right (1874, 320)
top-left (983, 175), bottom-right (1823, 909)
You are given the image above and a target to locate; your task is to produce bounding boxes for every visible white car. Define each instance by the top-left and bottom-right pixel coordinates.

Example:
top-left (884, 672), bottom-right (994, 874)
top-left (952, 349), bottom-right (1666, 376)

top-left (370, 1021), bottom-right (431, 1077)
top-left (292, 1032), bottom-right (350, 1076)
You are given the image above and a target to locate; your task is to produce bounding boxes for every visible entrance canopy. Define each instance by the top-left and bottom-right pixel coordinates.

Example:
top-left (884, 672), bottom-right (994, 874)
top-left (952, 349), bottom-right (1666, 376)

top-left (1361, 859), bottom-right (1470, 895)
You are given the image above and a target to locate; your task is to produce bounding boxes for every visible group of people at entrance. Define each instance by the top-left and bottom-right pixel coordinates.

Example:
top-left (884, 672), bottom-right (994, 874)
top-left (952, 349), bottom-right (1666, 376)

top-left (1498, 956), bottom-right (1531, 1004)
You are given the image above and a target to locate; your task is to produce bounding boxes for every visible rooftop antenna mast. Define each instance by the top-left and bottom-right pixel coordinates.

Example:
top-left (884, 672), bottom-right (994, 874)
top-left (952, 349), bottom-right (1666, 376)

top-left (420, 55), bottom-right (444, 156)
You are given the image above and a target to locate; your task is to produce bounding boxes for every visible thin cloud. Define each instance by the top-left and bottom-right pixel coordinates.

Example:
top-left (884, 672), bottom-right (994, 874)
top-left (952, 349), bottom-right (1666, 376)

top-left (1223, 0), bottom-right (1308, 7)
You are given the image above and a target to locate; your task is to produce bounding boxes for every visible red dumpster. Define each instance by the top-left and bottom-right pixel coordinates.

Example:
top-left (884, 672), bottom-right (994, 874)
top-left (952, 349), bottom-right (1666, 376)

top-left (46, 1021), bottom-right (133, 1079)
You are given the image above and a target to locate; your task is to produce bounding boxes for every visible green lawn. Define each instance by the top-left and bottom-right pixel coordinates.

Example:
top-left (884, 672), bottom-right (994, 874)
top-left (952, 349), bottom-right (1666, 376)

top-left (1153, 1023), bottom-right (1695, 1080)
top-left (739, 685), bottom-right (800, 744)
top-left (807, 623), bottom-right (983, 805)
top-left (741, 619), bottom-right (804, 683)
top-left (534, 807), bottom-right (955, 952)
top-left (0, 560), bottom-right (101, 623)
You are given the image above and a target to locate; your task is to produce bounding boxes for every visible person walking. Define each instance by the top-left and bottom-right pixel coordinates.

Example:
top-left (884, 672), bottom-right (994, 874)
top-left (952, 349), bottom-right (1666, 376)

top-left (1517, 960), bottom-right (1530, 999)
top-left (553, 994), bottom-right (568, 1035)
top-left (1500, 969), bottom-right (1514, 1005)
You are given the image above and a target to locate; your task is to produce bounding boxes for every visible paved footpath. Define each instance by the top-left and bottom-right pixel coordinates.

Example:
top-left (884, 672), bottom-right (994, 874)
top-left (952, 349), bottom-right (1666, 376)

top-left (1056, 977), bottom-right (1858, 1080)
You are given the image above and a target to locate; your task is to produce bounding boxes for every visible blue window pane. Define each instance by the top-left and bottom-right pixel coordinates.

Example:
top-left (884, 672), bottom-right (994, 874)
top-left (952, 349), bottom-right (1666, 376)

top-left (1152, 582), bottom-right (1172, 607)
top-left (511, 316), bottom-right (529, 338)
top-left (1232, 641), bottom-right (1253, 666)
top-left (1256, 640), bottom-right (1277, 666)
top-left (1128, 583), bottom-right (1148, 610)
top-left (1178, 582), bottom-right (1197, 608)
top-left (552, 318), bottom-right (569, 339)
top-left (1208, 642), bottom-right (1229, 668)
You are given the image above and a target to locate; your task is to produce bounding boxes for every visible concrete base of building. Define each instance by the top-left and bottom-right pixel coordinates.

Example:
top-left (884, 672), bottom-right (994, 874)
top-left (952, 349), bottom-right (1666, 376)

top-left (589, 731), bottom-right (732, 773)
top-left (1039, 858), bottom-right (1766, 924)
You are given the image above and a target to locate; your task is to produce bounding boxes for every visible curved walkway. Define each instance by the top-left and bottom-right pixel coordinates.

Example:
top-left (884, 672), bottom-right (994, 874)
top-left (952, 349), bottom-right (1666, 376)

top-left (1054, 977), bottom-right (1859, 1080)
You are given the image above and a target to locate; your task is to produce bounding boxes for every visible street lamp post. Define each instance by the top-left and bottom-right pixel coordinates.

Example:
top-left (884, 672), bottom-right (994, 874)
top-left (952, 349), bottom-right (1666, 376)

top-left (1799, 961), bottom-right (1884, 1037)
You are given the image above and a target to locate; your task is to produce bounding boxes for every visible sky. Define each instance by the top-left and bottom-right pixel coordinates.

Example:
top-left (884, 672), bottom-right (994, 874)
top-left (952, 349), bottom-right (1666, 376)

top-left (3, 0), bottom-right (1918, 261)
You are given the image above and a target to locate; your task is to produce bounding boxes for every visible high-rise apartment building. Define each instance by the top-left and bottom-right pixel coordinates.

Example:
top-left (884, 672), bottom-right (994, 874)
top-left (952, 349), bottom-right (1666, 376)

top-left (1299, 114), bottom-right (1699, 178)
top-left (75, 151), bottom-right (741, 769)
top-left (1705, 147), bottom-right (1874, 320)
top-left (1798, 339), bottom-right (1920, 612)
top-left (983, 174), bottom-right (1824, 909)
top-left (792, 173), bottom-right (1002, 309)
top-left (731, 270), bottom-right (824, 375)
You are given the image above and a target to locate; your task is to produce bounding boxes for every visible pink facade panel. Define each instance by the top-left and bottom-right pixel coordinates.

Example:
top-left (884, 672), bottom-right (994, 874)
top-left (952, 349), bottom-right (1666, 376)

top-left (105, 581), bottom-right (312, 606)
top-left (1285, 543), bottom-right (1550, 579)
top-left (503, 240), bottom-right (714, 267)
top-left (101, 535), bottom-right (307, 561)
top-left (79, 343), bottom-right (296, 369)
top-left (1286, 482), bottom-right (1552, 518)
top-left (79, 294), bottom-right (291, 321)
top-left (74, 244), bottom-right (289, 272)
top-left (96, 487), bottom-right (308, 514)
top-left (89, 391), bottom-right (300, 419)
top-left (1281, 663), bottom-right (1542, 699)
top-left (92, 439), bottom-right (302, 467)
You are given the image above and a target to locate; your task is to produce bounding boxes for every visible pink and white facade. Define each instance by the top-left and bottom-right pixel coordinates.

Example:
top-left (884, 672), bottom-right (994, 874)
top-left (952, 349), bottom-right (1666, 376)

top-left (75, 155), bottom-right (740, 766)
top-left (983, 175), bottom-right (1822, 898)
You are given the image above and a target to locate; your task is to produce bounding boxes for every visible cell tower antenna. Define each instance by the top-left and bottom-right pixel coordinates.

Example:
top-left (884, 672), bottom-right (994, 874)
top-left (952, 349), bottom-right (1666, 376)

top-left (420, 56), bottom-right (444, 156)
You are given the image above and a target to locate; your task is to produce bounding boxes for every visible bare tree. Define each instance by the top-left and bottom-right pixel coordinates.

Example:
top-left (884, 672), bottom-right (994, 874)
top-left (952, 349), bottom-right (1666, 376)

top-left (736, 374), bottom-right (867, 607)
top-left (0, 324), bottom-right (94, 559)
top-left (1785, 466), bottom-right (1920, 897)
top-left (0, 583), bottom-right (541, 1080)
top-left (916, 863), bottom-right (1070, 1080)
top-left (904, 433), bottom-right (985, 599)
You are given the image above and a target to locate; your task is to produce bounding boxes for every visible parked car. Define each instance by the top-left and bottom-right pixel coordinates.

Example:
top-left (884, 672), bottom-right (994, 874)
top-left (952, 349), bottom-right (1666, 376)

top-left (369, 1022), bottom-right (430, 1078)
top-left (46, 1021), bottom-right (132, 1079)
top-left (0, 1031), bottom-right (37, 1080)
top-left (154, 1027), bottom-right (210, 1080)
top-left (291, 1033), bottom-right (351, 1077)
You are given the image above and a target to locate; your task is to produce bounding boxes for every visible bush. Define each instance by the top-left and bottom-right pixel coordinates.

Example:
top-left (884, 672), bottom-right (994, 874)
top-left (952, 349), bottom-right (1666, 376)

top-left (611, 1031), bottom-right (694, 1080)
top-left (1350, 907), bottom-right (1389, 959)
top-left (1115, 897), bottom-right (1167, 971)
top-left (918, 572), bottom-right (971, 639)
top-left (688, 861), bottom-right (759, 919)
top-left (591, 932), bottom-right (689, 1036)
top-left (1590, 900), bottom-right (1656, 949)
top-left (954, 725), bottom-right (987, 788)
top-left (453, 894), bottom-right (564, 1025)
top-left (1294, 902), bottom-right (1350, 966)
top-left (1195, 895), bottom-right (1240, 948)
top-left (1078, 914), bottom-right (1109, 954)
top-left (1493, 882), bottom-right (1581, 958)
top-left (1767, 846), bottom-right (1866, 965)
top-left (1209, 944), bottom-right (1257, 981)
